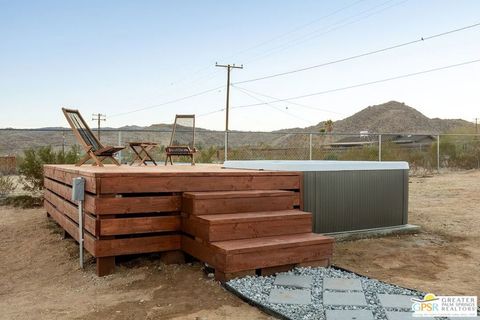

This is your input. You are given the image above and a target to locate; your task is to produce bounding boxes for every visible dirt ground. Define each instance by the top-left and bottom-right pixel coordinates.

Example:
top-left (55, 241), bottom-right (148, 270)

top-left (0, 170), bottom-right (479, 319)
top-left (0, 209), bottom-right (271, 320)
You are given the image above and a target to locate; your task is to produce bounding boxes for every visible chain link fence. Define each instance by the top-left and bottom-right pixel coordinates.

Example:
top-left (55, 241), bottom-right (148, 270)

top-left (1, 129), bottom-right (479, 174)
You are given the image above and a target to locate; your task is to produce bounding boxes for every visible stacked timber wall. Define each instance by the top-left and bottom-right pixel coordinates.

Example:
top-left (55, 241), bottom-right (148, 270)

top-left (43, 165), bottom-right (303, 275)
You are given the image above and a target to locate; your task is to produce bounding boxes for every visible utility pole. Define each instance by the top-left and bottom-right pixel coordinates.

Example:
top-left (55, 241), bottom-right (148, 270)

top-left (475, 118), bottom-right (478, 134)
top-left (92, 113), bottom-right (106, 141)
top-left (215, 63), bottom-right (243, 161)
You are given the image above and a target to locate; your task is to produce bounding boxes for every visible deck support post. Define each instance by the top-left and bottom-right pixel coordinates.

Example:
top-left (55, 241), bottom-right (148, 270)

top-left (309, 133), bottom-right (313, 160)
top-left (96, 257), bottom-right (115, 276)
top-left (224, 131), bottom-right (228, 161)
top-left (378, 134), bottom-right (382, 161)
top-left (160, 250), bottom-right (185, 265)
top-left (62, 230), bottom-right (72, 240)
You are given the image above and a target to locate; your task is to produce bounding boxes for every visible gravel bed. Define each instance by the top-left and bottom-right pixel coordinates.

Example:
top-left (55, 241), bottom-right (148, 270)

top-left (225, 266), bottom-right (431, 320)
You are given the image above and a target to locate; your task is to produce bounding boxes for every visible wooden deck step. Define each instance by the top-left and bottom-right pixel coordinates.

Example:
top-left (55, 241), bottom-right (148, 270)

top-left (182, 190), bottom-right (297, 215)
top-left (213, 232), bottom-right (333, 254)
top-left (181, 233), bottom-right (334, 277)
top-left (182, 210), bottom-right (312, 241)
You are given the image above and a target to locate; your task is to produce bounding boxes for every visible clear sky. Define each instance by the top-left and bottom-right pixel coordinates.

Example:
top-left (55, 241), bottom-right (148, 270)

top-left (1, 0), bottom-right (479, 131)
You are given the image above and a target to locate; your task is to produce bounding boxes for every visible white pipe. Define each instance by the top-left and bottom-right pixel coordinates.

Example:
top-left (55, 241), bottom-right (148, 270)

top-left (78, 200), bottom-right (84, 268)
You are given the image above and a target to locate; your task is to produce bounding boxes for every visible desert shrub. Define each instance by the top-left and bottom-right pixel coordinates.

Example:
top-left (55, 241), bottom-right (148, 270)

top-left (0, 194), bottom-right (43, 208)
top-left (439, 136), bottom-right (480, 169)
top-left (18, 145), bottom-right (80, 193)
top-left (454, 149), bottom-right (480, 169)
top-left (340, 146), bottom-right (378, 161)
top-left (197, 146), bottom-right (218, 163)
top-left (0, 175), bottom-right (15, 197)
top-left (56, 145), bottom-right (81, 164)
top-left (438, 141), bottom-right (457, 160)
top-left (323, 153), bottom-right (339, 160)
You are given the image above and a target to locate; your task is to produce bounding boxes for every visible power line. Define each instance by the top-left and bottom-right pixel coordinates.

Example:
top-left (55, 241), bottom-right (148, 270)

top-left (223, 0), bottom-right (367, 61)
top-left (128, 1), bottom-right (370, 105)
top-left (242, 0), bottom-right (407, 64)
top-left (199, 58), bottom-right (480, 119)
top-left (156, 1), bottom-right (369, 96)
top-left (108, 21), bottom-right (480, 120)
top-left (135, 1), bottom-right (370, 105)
top-left (197, 108), bottom-right (225, 118)
top-left (232, 58), bottom-right (480, 108)
top-left (232, 86), bottom-right (315, 125)
top-left (106, 2), bottom-right (414, 120)
top-left (109, 85), bottom-right (224, 118)
top-left (232, 84), bottom-right (346, 116)
top-left (234, 21), bottom-right (480, 85)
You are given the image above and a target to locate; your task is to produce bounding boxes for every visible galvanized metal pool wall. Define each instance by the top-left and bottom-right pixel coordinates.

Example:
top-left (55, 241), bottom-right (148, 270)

top-left (224, 160), bottom-right (409, 234)
top-left (302, 169), bottom-right (408, 233)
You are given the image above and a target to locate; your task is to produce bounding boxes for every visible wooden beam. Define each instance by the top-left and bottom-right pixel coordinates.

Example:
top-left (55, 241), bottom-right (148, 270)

top-left (44, 178), bottom-right (96, 213)
top-left (99, 215), bottom-right (181, 236)
top-left (94, 196), bottom-right (181, 215)
top-left (224, 244), bottom-right (333, 273)
top-left (94, 235), bottom-right (181, 257)
top-left (44, 190), bottom-right (97, 236)
top-left (183, 212), bottom-right (312, 242)
top-left (44, 165), bottom-right (97, 193)
top-left (45, 177), bottom-right (181, 215)
top-left (45, 200), bottom-right (96, 255)
top-left (183, 194), bottom-right (295, 215)
top-left (180, 236), bottom-right (226, 271)
top-left (99, 175), bottom-right (300, 194)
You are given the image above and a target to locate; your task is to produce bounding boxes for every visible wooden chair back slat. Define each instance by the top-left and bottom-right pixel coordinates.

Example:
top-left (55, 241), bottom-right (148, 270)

top-left (62, 107), bottom-right (122, 166)
top-left (63, 108), bottom-right (102, 151)
top-left (165, 114), bottom-right (196, 165)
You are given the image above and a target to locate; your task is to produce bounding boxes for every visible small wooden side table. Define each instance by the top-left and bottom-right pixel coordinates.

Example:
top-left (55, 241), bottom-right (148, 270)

top-left (128, 142), bottom-right (159, 166)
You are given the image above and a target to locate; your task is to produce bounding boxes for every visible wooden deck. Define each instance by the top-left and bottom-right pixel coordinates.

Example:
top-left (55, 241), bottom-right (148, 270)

top-left (44, 164), bottom-right (333, 279)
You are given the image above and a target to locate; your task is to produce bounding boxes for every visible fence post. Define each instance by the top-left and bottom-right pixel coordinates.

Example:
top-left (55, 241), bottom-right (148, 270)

top-left (224, 131), bottom-right (228, 162)
top-left (118, 131), bottom-right (122, 164)
top-left (309, 133), bottom-right (313, 160)
top-left (378, 134), bottom-right (382, 161)
top-left (62, 130), bottom-right (66, 154)
top-left (437, 135), bottom-right (440, 173)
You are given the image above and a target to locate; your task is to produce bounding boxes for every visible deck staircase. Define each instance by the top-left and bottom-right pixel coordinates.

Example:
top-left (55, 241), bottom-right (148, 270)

top-left (181, 189), bottom-right (334, 281)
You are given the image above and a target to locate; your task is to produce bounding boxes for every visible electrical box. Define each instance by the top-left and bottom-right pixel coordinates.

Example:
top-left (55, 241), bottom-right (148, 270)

top-left (71, 177), bottom-right (85, 201)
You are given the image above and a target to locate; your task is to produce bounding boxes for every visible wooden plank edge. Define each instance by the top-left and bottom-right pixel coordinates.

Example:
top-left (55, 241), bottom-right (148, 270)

top-left (45, 200), bottom-right (96, 256)
top-left (44, 190), bottom-right (97, 236)
top-left (99, 215), bottom-right (181, 236)
top-left (180, 235), bottom-right (226, 271)
top-left (95, 234), bottom-right (181, 257)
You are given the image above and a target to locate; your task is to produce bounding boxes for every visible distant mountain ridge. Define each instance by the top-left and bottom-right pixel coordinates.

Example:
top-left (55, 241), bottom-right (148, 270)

top-left (0, 101), bottom-right (474, 155)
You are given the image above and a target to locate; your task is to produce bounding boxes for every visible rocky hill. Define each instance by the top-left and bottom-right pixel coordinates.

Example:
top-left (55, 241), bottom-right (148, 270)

top-left (305, 101), bottom-right (472, 134)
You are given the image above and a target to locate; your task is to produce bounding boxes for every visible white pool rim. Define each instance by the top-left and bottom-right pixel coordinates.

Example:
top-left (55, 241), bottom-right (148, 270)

top-left (223, 160), bottom-right (409, 172)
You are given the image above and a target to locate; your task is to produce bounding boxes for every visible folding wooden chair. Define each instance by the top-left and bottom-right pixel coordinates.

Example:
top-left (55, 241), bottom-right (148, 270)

top-left (165, 114), bottom-right (197, 165)
top-left (62, 108), bottom-right (124, 167)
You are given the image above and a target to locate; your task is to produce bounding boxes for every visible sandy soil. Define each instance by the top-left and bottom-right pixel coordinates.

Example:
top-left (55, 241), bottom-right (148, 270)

top-left (1, 170), bottom-right (479, 319)
top-left (333, 169), bottom-right (480, 297)
top-left (0, 207), bottom-right (271, 320)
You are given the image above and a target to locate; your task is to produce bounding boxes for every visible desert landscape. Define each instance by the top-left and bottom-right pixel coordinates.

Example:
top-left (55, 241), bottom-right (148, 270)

top-left (1, 169), bottom-right (478, 319)
top-left (2, 2), bottom-right (480, 319)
